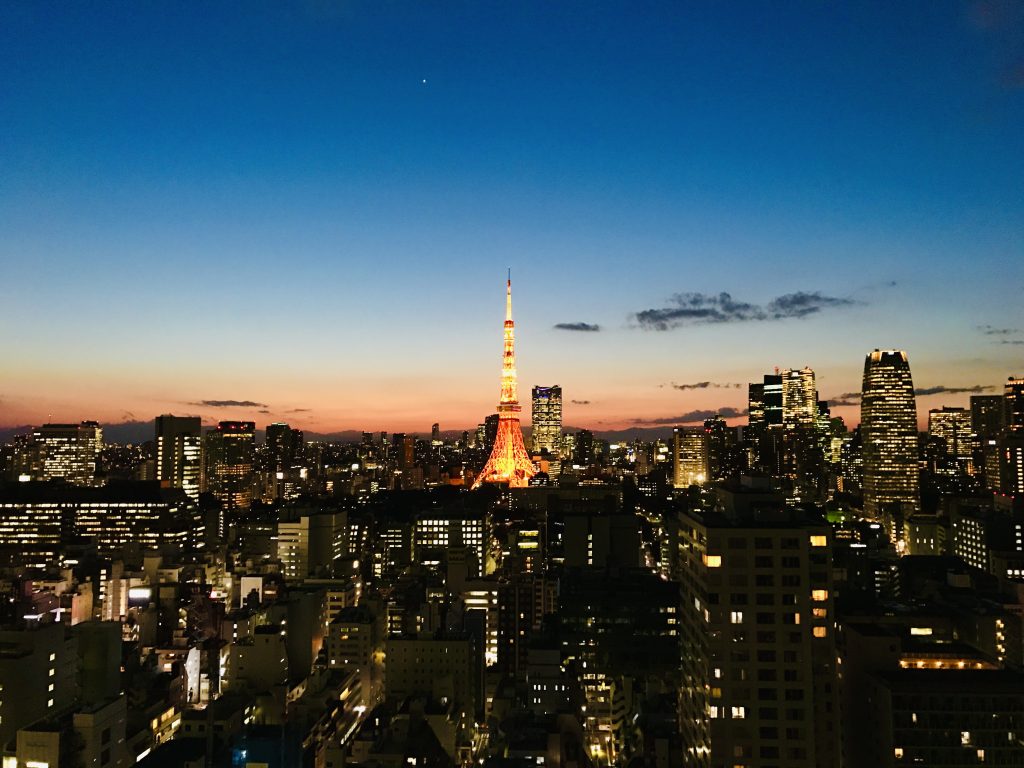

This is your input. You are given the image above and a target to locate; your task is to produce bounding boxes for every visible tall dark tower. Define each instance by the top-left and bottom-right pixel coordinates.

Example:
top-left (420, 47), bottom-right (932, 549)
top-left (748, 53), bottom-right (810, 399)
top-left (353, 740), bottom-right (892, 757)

top-left (861, 350), bottom-right (920, 536)
top-left (474, 275), bottom-right (536, 488)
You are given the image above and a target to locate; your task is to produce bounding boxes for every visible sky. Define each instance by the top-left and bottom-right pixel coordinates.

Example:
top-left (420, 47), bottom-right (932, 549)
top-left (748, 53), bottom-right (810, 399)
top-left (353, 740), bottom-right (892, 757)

top-left (1, 1), bottom-right (1022, 435)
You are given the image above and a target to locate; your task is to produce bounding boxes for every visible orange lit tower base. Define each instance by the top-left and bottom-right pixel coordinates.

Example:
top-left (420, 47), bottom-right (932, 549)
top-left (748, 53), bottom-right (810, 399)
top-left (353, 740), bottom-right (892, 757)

top-left (473, 276), bottom-right (537, 489)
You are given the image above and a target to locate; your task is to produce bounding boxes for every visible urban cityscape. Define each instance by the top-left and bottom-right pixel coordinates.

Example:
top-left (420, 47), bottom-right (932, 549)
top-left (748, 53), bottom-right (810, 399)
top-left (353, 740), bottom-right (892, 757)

top-left (2, 3), bottom-right (1024, 768)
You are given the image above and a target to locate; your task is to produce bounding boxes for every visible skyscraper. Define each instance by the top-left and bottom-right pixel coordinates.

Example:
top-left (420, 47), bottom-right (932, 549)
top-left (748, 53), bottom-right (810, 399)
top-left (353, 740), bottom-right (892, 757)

top-left (266, 422), bottom-right (303, 473)
top-left (971, 394), bottom-right (1005, 439)
top-left (31, 422), bottom-right (103, 486)
top-left (782, 366), bottom-right (817, 427)
top-left (475, 276), bottom-right (536, 488)
top-left (673, 427), bottom-right (708, 488)
top-left (155, 415), bottom-right (202, 501)
top-left (530, 385), bottom-right (562, 456)
top-left (861, 350), bottom-right (920, 529)
top-left (1006, 376), bottom-right (1024, 432)
top-left (203, 421), bottom-right (256, 510)
top-left (927, 407), bottom-right (972, 463)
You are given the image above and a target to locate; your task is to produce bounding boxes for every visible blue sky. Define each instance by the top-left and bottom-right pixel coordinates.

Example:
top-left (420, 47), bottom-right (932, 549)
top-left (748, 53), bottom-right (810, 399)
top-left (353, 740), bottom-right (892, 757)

top-left (1, 1), bottom-right (1021, 431)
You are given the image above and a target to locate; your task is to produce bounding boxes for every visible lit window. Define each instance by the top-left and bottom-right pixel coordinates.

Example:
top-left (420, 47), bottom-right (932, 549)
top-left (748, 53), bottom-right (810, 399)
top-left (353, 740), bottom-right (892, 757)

top-left (812, 590), bottom-right (828, 602)
top-left (731, 611), bottom-right (744, 624)
top-left (813, 626), bottom-right (827, 638)
top-left (894, 747), bottom-right (903, 758)
top-left (704, 554), bottom-right (722, 568)
top-left (810, 535), bottom-right (827, 547)
top-left (962, 731), bottom-right (971, 746)
top-left (731, 706), bottom-right (745, 719)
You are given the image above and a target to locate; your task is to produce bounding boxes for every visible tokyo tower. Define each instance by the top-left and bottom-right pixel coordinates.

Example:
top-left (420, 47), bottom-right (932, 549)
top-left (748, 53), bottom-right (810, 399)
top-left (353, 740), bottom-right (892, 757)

top-left (473, 274), bottom-right (537, 489)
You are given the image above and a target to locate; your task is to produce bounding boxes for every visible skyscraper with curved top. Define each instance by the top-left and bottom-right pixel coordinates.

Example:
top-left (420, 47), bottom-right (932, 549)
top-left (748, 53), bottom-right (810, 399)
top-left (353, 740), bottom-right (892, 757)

top-left (861, 350), bottom-right (920, 530)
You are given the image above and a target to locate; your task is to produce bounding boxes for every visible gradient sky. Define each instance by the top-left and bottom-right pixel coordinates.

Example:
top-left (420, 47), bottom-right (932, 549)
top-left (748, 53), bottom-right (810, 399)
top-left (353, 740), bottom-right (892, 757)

top-left (1, 1), bottom-right (1022, 435)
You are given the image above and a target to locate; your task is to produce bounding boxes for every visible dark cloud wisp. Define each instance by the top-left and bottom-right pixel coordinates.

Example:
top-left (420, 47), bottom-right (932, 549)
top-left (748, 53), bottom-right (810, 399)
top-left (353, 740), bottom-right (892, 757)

top-left (189, 399), bottom-right (268, 408)
top-left (914, 385), bottom-right (995, 396)
top-left (978, 324), bottom-right (1019, 336)
top-left (554, 322), bottom-right (600, 332)
top-left (666, 381), bottom-right (742, 391)
top-left (635, 291), bottom-right (857, 331)
top-left (571, 400), bottom-right (591, 405)
top-left (633, 407), bottom-right (747, 425)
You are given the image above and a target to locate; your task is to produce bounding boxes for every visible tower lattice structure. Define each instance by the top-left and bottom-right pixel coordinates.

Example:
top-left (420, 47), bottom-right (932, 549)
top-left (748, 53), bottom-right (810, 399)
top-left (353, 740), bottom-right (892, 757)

top-left (474, 276), bottom-right (536, 488)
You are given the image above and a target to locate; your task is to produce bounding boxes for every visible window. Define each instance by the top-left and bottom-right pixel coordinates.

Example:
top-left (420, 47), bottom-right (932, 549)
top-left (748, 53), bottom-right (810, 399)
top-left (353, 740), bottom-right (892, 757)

top-left (810, 535), bottom-right (827, 547)
top-left (812, 589), bottom-right (828, 602)
top-left (704, 554), bottom-right (722, 568)
top-left (813, 626), bottom-right (827, 638)
top-left (731, 611), bottom-right (744, 624)
top-left (731, 706), bottom-right (745, 719)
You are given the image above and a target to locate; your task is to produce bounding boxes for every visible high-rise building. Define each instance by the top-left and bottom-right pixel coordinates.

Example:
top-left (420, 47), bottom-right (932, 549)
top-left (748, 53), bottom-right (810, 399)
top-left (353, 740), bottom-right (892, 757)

top-left (678, 479), bottom-right (839, 767)
top-left (861, 350), bottom-right (920, 529)
top-left (203, 421), bottom-right (255, 510)
top-left (155, 415), bottom-right (201, 501)
top-left (673, 427), bottom-right (708, 487)
top-left (531, 385), bottom-right (563, 456)
top-left (971, 394), bottom-right (1005, 439)
top-left (748, 374), bottom-right (783, 474)
top-left (1006, 376), bottom-right (1024, 432)
top-left (1000, 433), bottom-right (1024, 497)
top-left (928, 407), bottom-right (972, 463)
top-left (475, 276), bottom-right (536, 488)
top-left (431, 422), bottom-right (442, 447)
top-left (266, 422), bottom-right (303, 473)
top-left (782, 367), bottom-right (817, 427)
top-left (31, 422), bottom-right (103, 486)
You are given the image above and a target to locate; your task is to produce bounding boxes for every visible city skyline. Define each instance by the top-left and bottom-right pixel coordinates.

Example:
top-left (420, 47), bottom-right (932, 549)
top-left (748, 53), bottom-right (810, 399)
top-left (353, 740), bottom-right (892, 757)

top-left (2, 2), bottom-right (1022, 433)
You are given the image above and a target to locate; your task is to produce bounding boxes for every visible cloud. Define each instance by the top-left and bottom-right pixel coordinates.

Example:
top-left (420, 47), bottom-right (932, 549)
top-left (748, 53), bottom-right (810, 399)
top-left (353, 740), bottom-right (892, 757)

top-left (914, 385), bottom-right (995, 396)
top-left (258, 409), bottom-right (271, 414)
top-left (633, 407), bottom-right (747, 425)
top-left (978, 324), bottom-right (1019, 335)
top-left (666, 381), bottom-right (742, 391)
top-left (571, 399), bottom-right (591, 405)
top-left (189, 399), bottom-right (268, 408)
top-left (554, 322), bottom-right (600, 332)
top-left (287, 408), bottom-right (312, 413)
top-left (634, 291), bottom-right (857, 330)
top-left (1001, 339), bottom-right (1024, 345)
top-left (827, 392), bottom-right (862, 407)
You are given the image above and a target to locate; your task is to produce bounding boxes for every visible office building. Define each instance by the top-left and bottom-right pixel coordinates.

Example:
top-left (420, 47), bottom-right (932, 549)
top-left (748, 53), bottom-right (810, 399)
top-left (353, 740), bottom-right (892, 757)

top-left (203, 421), bottom-right (255, 510)
top-left (531, 385), bottom-right (563, 456)
top-left (1001, 432), bottom-right (1024, 497)
top-left (30, 422), bottom-right (103, 486)
top-left (1007, 377), bottom-right (1024, 432)
top-left (266, 422), bottom-right (303, 473)
top-left (0, 481), bottom-right (197, 564)
top-left (928, 406), bottom-right (973, 463)
top-left (673, 427), bottom-right (708, 487)
top-left (782, 367), bottom-right (817, 427)
top-left (971, 394), bottom-right (1005, 439)
top-left (861, 350), bottom-right (921, 529)
top-left (155, 415), bottom-right (202, 501)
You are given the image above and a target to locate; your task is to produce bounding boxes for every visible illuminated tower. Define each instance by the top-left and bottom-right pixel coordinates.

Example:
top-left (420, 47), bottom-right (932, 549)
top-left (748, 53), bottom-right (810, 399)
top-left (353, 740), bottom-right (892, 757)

top-left (861, 350), bottom-right (920, 530)
top-left (474, 275), bottom-right (536, 488)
